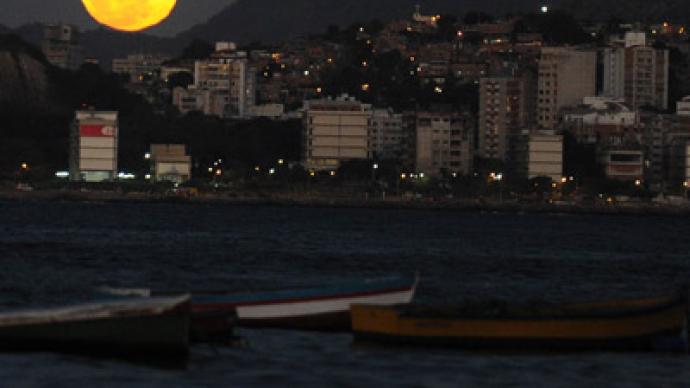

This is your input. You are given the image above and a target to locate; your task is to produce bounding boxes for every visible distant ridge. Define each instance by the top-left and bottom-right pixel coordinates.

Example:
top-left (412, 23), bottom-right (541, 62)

top-left (176, 0), bottom-right (548, 45)
top-left (559, 0), bottom-right (690, 23)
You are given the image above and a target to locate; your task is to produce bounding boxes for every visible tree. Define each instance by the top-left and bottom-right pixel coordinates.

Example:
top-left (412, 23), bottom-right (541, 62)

top-left (179, 39), bottom-right (214, 60)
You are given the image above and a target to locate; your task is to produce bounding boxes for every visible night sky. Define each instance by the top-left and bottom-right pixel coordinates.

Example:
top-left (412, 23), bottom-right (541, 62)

top-left (0, 0), bottom-right (237, 36)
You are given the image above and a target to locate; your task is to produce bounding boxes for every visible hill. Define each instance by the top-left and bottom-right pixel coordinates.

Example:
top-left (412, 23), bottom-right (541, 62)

top-left (177, 0), bottom-right (547, 44)
top-left (11, 23), bottom-right (179, 69)
top-left (560, 0), bottom-right (690, 23)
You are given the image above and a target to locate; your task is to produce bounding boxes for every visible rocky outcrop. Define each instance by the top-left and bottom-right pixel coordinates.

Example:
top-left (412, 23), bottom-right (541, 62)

top-left (0, 35), bottom-right (51, 110)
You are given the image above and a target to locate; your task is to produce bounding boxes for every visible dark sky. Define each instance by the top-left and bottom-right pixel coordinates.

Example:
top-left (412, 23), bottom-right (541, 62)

top-left (0, 0), bottom-right (237, 36)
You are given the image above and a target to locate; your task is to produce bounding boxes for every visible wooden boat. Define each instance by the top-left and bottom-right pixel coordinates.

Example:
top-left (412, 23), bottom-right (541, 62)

top-left (0, 296), bottom-right (191, 358)
top-left (189, 275), bottom-right (418, 331)
top-left (351, 294), bottom-right (689, 352)
top-left (104, 275), bottom-right (418, 331)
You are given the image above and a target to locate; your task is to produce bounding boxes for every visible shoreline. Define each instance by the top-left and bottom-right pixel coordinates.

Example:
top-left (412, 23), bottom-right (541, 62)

top-left (1, 189), bottom-right (689, 217)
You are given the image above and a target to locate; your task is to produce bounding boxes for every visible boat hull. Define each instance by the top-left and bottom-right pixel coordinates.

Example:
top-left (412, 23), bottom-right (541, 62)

top-left (351, 299), bottom-right (689, 352)
top-left (0, 296), bottom-right (191, 359)
top-left (193, 276), bottom-right (418, 331)
top-left (0, 313), bottom-right (190, 357)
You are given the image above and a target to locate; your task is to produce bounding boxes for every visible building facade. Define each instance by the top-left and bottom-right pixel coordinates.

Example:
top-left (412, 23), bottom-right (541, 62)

top-left (303, 96), bottom-right (371, 171)
top-left (112, 54), bottom-right (169, 83)
top-left (537, 47), bottom-right (597, 129)
top-left (528, 132), bottom-right (563, 181)
top-left (415, 111), bottom-right (474, 177)
top-left (478, 76), bottom-right (527, 160)
top-left (193, 50), bottom-right (256, 118)
top-left (368, 109), bottom-right (406, 161)
top-left (603, 46), bottom-right (669, 110)
top-left (149, 144), bottom-right (192, 184)
top-left (42, 24), bottom-right (84, 70)
top-left (69, 110), bottom-right (118, 182)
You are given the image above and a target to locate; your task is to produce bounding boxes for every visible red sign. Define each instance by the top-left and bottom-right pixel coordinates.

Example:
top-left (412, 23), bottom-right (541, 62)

top-left (80, 125), bottom-right (117, 137)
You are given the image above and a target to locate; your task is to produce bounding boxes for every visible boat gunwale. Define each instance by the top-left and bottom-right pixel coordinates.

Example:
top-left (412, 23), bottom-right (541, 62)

top-left (353, 294), bottom-right (688, 321)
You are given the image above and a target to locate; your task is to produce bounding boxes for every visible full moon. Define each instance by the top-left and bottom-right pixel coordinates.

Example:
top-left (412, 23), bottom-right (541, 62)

top-left (81, 0), bottom-right (177, 32)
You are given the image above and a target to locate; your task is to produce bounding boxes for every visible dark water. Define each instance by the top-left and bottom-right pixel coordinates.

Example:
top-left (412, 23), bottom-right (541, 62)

top-left (1, 200), bottom-right (690, 387)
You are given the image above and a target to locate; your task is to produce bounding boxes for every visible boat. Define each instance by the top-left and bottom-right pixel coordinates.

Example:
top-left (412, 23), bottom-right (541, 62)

top-left (351, 294), bottom-right (689, 352)
top-left (103, 274), bottom-right (418, 331)
top-left (192, 274), bottom-right (418, 330)
top-left (0, 295), bottom-right (191, 358)
top-left (96, 288), bottom-right (236, 343)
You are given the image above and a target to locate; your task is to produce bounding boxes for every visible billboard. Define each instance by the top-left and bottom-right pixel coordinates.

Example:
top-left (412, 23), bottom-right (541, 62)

top-left (80, 125), bottom-right (117, 137)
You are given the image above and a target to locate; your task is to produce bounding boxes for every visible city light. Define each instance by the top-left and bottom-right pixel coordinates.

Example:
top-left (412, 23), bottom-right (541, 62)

top-left (269, 168), bottom-right (276, 175)
top-left (55, 171), bottom-right (69, 178)
top-left (434, 86), bottom-right (443, 94)
top-left (635, 179), bottom-right (642, 187)
top-left (361, 83), bottom-right (370, 92)
top-left (144, 153), bottom-right (151, 160)
top-left (373, 163), bottom-right (379, 170)
top-left (541, 5), bottom-right (549, 13)
top-left (278, 159), bottom-right (285, 165)
top-left (117, 172), bottom-right (135, 180)
top-left (401, 173), bottom-right (407, 179)
top-left (145, 174), bottom-right (152, 180)
top-left (20, 163), bottom-right (29, 170)
top-left (215, 169), bottom-right (222, 176)
top-left (330, 171), bottom-right (336, 176)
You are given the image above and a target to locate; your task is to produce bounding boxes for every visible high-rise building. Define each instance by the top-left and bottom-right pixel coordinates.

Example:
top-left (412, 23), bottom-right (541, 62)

top-left (478, 77), bottom-right (528, 160)
top-left (193, 49), bottom-right (256, 118)
top-left (69, 110), bottom-right (118, 182)
top-left (368, 109), bottom-right (407, 161)
top-left (42, 24), bottom-right (84, 70)
top-left (603, 45), bottom-right (669, 110)
top-left (415, 111), bottom-right (474, 177)
top-left (537, 47), bottom-right (597, 129)
top-left (302, 96), bottom-right (371, 171)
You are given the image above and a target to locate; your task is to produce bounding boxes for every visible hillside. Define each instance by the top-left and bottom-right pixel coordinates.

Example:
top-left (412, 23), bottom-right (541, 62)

top-left (177, 0), bottom-right (547, 44)
top-left (12, 24), bottom-right (179, 69)
top-left (0, 34), bottom-right (52, 110)
top-left (560, 0), bottom-right (690, 23)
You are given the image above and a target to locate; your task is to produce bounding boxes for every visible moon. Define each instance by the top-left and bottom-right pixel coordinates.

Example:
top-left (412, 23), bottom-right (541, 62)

top-left (81, 0), bottom-right (177, 32)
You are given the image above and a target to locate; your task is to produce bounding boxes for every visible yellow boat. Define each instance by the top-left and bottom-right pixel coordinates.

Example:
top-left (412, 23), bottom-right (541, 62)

top-left (351, 295), bottom-right (689, 352)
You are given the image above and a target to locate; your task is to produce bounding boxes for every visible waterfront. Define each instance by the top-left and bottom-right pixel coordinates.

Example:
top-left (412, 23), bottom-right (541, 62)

top-left (1, 201), bottom-right (690, 386)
